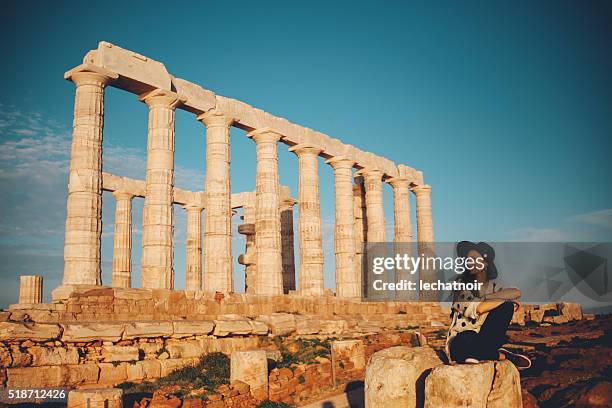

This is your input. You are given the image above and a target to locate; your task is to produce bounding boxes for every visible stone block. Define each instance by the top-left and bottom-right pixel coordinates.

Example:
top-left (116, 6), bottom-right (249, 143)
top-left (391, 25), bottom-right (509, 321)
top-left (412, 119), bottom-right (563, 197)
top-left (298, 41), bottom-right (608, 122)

top-left (6, 366), bottom-right (65, 388)
top-left (424, 360), bottom-right (522, 408)
top-left (256, 313), bottom-right (296, 336)
top-left (332, 340), bottom-right (366, 370)
top-left (65, 364), bottom-right (100, 386)
top-left (68, 388), bottom-right (123, 408)
top-left (98, 362), bottom-right (128, 385)
top-left (102, 346), bottom-right (140, 362)
top-left (61, 322), bottom-right (124, 342)
top-left (29, 346), bottom-right (80, 366)
top-left (365, 346), bottom-right (443, 408)
top-left (127, 359), bottom-right (161, 382)
top-left (559, 302), bottom-right (582, 321)
top-left (213, 319), bottom-right (252, 336)
top-left (0, 322), bottom-right (61, 341)
top-left (166, 339), bottom-right (205, 359)
top-left (295, 316), bottom-right (320, 335)
top-left (124, 321), bottom-right (173, 339)
top-left (172, 320), bottom-right (214, 338)
top-left (231, 350), bottom-right (268, 401)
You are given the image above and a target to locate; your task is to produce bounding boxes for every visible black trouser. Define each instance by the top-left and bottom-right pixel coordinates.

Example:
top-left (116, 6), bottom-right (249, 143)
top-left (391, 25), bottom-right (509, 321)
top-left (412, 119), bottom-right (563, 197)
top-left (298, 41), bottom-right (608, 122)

top-left (449, 301), bottom-right (514, 363)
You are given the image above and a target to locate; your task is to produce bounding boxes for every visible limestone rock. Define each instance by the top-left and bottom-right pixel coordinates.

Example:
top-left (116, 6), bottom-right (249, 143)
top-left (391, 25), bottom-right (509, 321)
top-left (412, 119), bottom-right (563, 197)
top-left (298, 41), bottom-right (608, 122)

top-left (62, 322), bottom-right (124, 342)
top-left (424, 360), bottom-right (522, 408)
top-left (332, 340), bottom-right (366, 370)
top-left (213, 319), bottom-right (252, 336)
top-left (365, 346), bottom-right (443, 408)
top-left (0, 322), bottom-right (61, 341)
top-left (171, 320), bottom-right (214, 338)
top-left (256, 313), bottom-right (296, 336)
top-left (124, 321), bottom-right (173, 339)
top-left (231, 350), bottom-right (268, 401)
top-left (102, 345), bottom-right (140, 362)
top-left (67, 388), bottom-right (123, 408)
top-left (29, 346), bottom-right (80, 366)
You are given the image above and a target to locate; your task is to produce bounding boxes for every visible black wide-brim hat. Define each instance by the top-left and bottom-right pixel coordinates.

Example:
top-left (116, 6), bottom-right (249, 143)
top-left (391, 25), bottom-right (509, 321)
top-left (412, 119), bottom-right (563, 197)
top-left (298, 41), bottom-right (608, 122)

top-left (456, 241), bottom-right (498, 279)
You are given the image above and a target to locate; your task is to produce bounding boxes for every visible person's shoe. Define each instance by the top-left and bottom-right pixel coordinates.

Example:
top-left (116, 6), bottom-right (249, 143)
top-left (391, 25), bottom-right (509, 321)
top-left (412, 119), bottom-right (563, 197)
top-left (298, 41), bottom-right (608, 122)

top-left (499, 348), bottom-right (531, 370)
top-left (464, 357), bottom-right (480, 364)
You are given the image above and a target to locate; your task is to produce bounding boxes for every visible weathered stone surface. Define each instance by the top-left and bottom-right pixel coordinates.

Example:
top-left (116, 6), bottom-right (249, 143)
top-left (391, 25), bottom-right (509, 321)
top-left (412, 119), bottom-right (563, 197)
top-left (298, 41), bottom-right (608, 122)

top-left (231, 350), bottom-right (268, 401)
top-left (0, 322), bottom-right (61, 341)
top-left (102, 345), bottom-right (139, 362)
top-left (332, 340), bottom-right (366, 370)
top-left (62, 322), bottom-right (124, 342)
top-left (424, 360), bottom-right (522, 408)
top-left (166, 339), bottom-right (205, 359)
top-left (559, 302), bottom-right (582, 321)
top-left (124, 321), bottom-right (173, 339)
top-left (365, 346), bottom-right (443, 408)
top-left (68, 387), bottom-right (123, 408)
top-left (65, 363), bottom-right (100, 386)
top-left (172, 320), bottom-right (214, 338)
top-left (256, 313), bottom-right (296, 336)
top-left (127, 359), bottom-right (161, 382)
top-left (6, 366), bottom-right (65, 387)
top-left (295, 315), bottom-right (320, 335)
top-left (29, 346), bottom-right (80, 366)
top-left (248, 320), bottom-right (269, 335)
top-left (213, 319), bottom-right (252, 336)
top-left (98, 362), bottom-right (128, 385)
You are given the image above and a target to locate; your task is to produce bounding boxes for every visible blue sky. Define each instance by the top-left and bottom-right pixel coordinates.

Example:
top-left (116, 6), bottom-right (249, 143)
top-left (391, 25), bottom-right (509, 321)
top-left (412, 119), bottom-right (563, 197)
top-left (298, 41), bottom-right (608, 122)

top-left (0, 1), bottom-right (611, 307)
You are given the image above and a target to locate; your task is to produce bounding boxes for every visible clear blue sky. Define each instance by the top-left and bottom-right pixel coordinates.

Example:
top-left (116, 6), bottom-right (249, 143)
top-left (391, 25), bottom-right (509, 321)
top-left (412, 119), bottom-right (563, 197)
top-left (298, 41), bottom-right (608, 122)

top-left (0, 0), bottom-right (611, 307)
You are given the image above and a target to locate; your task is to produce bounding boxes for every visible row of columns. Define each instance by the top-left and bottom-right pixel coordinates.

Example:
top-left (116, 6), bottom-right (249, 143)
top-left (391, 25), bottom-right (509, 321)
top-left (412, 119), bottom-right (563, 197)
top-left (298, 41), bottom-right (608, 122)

top-left (62, 65), bottom-right (434, 297)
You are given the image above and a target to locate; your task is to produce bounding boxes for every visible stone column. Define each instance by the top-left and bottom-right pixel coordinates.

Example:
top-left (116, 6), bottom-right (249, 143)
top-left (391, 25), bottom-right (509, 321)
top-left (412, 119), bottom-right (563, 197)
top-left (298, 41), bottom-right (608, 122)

top-left (412, 184), bottom-right (434, 244)
top-left (111, 191), bottom-right (134, 288)
top-left (63, 65), bottom-right (117, 285)
top-left (289, 144), bottom-right (324, 296)
top-left (19, 275), bottom-right (43, 304)
top-left (413, 184), bottom-right (436, 301)
top-left (197, 110), bottom-right (234, 293)
top-left (388, 177), bottom-right (415, 301)
top-left (247, 128), bottom-right (284, 295)
top-left (184, 205), bottom-right (203, 291)
top-left (388, 177), bottom-right (413, 243)
top-left (360, 168), bottom-right (386, 242)
top-left (353, 177), bottom-right (368, 284)
top-left (280, 193), bottom-right (297, 294)
top-left (327, 157), bottom-right (359, 298)
top-left (238, 192), bottom-right (257, 294)
top-left (139, 89), bottom-right (182, 290)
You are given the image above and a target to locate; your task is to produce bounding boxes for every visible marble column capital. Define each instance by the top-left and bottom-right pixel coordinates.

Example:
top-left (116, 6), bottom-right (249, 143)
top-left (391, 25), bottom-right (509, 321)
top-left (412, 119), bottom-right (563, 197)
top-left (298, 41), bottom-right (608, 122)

top-left (139, 89), bottom-right (184, 109)
top-left (197, 109), bottom-right (235, 128)
top-left (247, 127), bottom-right (283, 144)
top-left (387, 176), bottom-right (412, 189)
top-left (64, 64), bottom-right (118, 86)
top-left (411, 184), bottom-right (432, 196)
top-left (288, 143), bottom-right (322, 157)
top-left (112, 191), bottom-right (134, 201)
top-left (325, 156), bottom-right (355, 170)
top-left (357, 167), bottom-right (385, 181)
top-left (281, 198), bottom-right (297, 209)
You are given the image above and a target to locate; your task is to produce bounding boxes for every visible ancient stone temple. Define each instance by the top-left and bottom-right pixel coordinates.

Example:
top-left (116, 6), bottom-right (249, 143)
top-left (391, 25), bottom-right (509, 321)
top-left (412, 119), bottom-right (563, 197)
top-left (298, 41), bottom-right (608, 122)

top-left (2, 42), bottom-right (448, 394)
top-left (54, 41), bottom-right (434, 299)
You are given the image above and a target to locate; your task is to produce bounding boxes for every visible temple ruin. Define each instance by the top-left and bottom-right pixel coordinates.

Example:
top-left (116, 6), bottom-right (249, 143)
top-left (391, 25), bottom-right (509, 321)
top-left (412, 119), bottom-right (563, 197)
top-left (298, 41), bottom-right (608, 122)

top-left (54, 41), bottom-right (434, 299)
